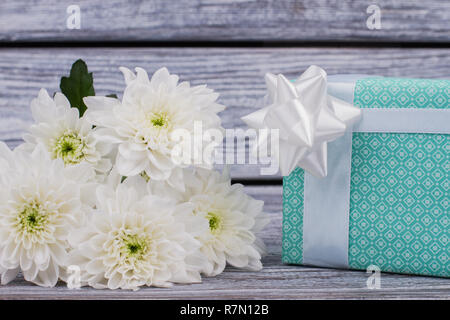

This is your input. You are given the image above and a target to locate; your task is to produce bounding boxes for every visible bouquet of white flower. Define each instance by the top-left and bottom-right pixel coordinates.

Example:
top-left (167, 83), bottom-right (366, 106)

top-left (0, 60), bottom-right (269, 290)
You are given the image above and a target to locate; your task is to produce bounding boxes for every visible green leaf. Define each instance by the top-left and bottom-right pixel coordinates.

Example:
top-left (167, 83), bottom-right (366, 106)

top-left (60, 59), bottom-right (95, 117)
top-left (106, 93), bottom-right (118, 99)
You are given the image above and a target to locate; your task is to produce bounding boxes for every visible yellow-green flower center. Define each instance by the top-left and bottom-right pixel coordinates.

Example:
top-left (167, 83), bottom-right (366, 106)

top-left (148, 112), bottom-right (169, 129)
top-left (151, 117), bottom-right (165, 127)
top-left (121, 233), bottom-right (150, 261)
top-left (207, 212), bottom-right (223, 234)
top-left (52, 132), bottom-right (86, 165)
top-left (18, 202), bottom-right (49, 235)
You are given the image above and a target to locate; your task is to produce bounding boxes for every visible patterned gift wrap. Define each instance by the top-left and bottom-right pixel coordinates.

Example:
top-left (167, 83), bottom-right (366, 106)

top-left (282, 78), bottom-right (449, 277)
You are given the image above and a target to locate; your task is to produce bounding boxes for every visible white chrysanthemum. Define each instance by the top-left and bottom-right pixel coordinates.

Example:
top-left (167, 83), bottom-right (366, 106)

top-left (83, 67), bottom-right (225, 191)
top-left (139, 168), bottom-right (269, 276)
top-left (23, 89), bottom-right (113, 179)
top-left (66, 175), bottom-right (204, 290)
top-left (0, 142), bottom-right (94, 287)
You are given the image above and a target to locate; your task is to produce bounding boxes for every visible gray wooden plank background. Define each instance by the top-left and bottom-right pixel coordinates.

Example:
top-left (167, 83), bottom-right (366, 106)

top-left (0, 0), bottom-right (449, 300)
top-left (1, 186), bottom-right (449, 300)
top-left (0, 0), bottom-right (449, 42)
top-left (1, 47), bottom-right (450, 178)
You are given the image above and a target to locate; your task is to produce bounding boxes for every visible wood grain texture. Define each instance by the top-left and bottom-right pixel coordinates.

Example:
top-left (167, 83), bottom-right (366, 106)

top-left (1, 47), bottom-right (450, 178)
top-left (0, 186), bottom-right (449, 300)
top-left (0, 0), bottom-right (449, 42)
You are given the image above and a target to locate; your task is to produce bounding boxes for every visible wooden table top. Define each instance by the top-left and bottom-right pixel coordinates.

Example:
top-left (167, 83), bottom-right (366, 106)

top-left (0, 0), bottom-right (449, 300)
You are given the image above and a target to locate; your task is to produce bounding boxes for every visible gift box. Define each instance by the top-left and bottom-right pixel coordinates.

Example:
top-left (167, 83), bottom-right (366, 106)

top-left (282, 76), bottom-right (449, 277)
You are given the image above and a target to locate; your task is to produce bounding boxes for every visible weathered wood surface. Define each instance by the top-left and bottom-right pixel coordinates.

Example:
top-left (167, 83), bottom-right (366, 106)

top-left (1, 47), bottom-right (450, 178)
top-left (1, 3), bottom-right (449, 298)
top-left (1, 0), bottom-right (449, 43)
top-left (1, 186), bottom-right (448, 300)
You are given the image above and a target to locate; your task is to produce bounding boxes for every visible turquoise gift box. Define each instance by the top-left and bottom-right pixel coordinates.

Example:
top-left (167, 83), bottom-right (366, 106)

top-left (282, 77), bottom-right (449, 278)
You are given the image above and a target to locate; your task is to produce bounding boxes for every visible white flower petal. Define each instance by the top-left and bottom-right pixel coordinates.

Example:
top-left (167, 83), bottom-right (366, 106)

top-left (24, 90), bottom-right (113, 180)
top-left (152, 167), bottom-right (269, 276)
top-left (119, 66), bottom-right (136, 85)
top-left (0, 142), bottom-right (91, 288)
top-left (53, 92), bottom-right (71, 109)
top-left (115, 153), bottom-right (148, 177)
top-left (68, 179), bottom-right (202, 290)
top-left (82, 67), bottom-right (225, 190)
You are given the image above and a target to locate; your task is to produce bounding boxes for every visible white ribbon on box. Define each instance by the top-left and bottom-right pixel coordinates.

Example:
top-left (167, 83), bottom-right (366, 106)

top-left (242, 68), bottom-right (450, 268)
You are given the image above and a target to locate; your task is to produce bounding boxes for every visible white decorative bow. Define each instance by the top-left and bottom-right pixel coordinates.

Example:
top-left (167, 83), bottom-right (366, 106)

top-left (242, 65), bottom-right (361, 177)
